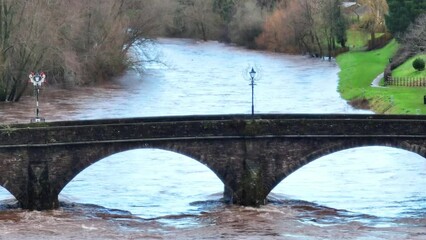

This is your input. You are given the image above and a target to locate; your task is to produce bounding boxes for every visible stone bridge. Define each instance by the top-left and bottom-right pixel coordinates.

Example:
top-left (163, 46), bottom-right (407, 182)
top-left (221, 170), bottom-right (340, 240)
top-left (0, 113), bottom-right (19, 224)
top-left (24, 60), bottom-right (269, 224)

top-left (1, 114), bottom-right (426, 210)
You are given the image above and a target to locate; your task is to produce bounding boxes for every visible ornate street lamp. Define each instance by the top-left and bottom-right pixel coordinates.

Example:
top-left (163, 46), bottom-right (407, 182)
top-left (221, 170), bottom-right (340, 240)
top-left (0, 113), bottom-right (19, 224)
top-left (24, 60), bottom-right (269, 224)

top-left (29, 72), bottom-right (46, 123)
top-left (249, 67), bottom-right (257, 116)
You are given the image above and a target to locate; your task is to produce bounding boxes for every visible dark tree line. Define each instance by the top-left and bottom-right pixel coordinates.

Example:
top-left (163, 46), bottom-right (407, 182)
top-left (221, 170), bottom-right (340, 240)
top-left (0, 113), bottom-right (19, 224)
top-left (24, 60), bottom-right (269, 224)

top-left (386, 0), bottom-right (426, 39)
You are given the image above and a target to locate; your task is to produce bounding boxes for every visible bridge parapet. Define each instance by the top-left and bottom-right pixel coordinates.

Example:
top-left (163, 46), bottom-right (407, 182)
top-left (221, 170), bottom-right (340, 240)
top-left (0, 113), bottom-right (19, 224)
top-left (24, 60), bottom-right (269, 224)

top-left (2, 114), bottom-right (426, 146)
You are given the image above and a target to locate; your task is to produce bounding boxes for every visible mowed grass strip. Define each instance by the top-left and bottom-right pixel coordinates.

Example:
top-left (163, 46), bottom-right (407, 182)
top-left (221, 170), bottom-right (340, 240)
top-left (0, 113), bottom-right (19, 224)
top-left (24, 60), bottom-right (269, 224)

top-left (337, 40), bottom-right (426, 114)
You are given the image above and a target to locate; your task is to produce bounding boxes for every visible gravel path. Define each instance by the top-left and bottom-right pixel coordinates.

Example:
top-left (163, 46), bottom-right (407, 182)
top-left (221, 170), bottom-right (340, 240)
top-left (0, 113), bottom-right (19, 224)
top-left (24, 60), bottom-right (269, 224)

top-left (371, 73), bottom-right (384, 87)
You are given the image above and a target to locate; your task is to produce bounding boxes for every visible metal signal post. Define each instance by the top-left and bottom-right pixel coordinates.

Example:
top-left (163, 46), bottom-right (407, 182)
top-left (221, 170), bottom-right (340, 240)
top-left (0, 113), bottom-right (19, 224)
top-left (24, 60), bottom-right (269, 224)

top-left (29, 72), bottom-right (46, 123)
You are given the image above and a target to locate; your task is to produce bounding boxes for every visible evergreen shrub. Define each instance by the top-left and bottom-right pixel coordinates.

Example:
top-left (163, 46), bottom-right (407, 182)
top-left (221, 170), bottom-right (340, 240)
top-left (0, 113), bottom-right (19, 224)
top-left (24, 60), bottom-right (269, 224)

top-left (413, 58), bottom-right (425, 71)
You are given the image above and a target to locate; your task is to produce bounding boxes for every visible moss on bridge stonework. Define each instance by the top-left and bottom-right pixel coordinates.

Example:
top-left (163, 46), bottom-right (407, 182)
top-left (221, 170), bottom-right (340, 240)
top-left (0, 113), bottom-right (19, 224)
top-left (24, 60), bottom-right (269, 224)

top-left (239, 166), bottom-right (268, 206)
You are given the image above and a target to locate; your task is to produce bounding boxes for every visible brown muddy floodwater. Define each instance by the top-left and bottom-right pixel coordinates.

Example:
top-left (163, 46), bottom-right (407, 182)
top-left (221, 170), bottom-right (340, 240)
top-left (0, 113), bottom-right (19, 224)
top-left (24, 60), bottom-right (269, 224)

top-left (0, 38), bottom-right (425, 239)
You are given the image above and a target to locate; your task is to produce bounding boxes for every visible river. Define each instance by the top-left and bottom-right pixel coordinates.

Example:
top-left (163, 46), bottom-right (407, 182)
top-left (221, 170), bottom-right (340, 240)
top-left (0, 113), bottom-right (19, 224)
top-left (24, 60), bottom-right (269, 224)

top-left (0, 38), bottom-right (425, 239)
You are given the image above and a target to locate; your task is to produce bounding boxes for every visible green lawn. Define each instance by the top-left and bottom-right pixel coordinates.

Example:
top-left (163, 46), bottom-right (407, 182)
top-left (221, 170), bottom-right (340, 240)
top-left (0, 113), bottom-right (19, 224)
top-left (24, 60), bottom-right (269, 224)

top-left (346, 30), bottom-right (370, 49)
top-left (346, 30), bottom-right (385, 49)
top-left (337, 40), bottom-right (398, 99)
top-left (337, 40), bottom-right (426, 114)
top-left (392, 54), bottom-right (426, 78)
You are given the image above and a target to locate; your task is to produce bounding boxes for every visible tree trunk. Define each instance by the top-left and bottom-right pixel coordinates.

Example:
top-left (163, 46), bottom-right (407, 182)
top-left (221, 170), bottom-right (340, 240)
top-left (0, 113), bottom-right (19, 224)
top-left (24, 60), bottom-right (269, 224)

top-left (370, 32), bottom-right (376, 49)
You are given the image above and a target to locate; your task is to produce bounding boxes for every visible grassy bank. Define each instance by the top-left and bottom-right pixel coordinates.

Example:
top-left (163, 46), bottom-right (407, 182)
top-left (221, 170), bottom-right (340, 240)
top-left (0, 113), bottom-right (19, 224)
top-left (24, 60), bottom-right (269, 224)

top-left (393, 54), bottom-right (426, 78)
top-left (337, 40), bottom-right (426, 114)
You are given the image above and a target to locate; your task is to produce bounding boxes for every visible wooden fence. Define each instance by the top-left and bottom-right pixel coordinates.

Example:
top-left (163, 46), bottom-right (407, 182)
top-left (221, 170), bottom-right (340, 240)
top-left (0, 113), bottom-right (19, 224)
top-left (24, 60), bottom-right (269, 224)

top-left (385, 76), bottom-right (426, 87)
top-left (367, 33), bottom-right (393, 51)
top-left (331, 47), bottom-right (350, 57)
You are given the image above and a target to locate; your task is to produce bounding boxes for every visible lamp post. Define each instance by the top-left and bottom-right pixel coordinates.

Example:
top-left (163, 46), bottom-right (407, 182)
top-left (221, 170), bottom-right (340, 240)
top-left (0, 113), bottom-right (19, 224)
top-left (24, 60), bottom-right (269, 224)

top-left (29, 72), bottom-right (46, 123)
top-left (249, 67), bottom-right (257, 116)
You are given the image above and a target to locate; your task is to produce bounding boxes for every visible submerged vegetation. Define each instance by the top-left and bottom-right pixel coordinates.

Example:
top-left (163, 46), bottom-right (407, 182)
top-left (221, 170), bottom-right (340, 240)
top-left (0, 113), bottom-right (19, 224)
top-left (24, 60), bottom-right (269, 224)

top-left (0, 0), bottom-right (161, 102)
top-left (0, 0), bottom-right (355, 102)
top-left (0, 0), bottom-right (424, 117)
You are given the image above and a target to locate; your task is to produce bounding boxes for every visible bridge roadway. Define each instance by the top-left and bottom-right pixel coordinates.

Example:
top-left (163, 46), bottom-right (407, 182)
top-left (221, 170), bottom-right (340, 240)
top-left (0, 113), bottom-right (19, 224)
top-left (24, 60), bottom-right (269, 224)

top-left (0, 114), bottom-right (426, 210)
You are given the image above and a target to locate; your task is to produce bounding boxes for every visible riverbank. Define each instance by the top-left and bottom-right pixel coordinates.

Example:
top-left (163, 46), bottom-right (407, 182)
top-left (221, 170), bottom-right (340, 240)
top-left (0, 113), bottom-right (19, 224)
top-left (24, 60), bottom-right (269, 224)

top-left (1, 38), bottom-right (426, 240)
top-left (337, 40), bottom-right (426, 114)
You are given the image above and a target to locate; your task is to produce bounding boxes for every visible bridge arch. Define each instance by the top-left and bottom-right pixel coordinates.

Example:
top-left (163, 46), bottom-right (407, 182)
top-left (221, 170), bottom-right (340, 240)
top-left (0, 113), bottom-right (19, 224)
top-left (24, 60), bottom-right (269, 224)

top-left (269, 145), bottom-right (426, 216)
top-left (58, 147), bottom-right (225, 209)
top-left (268, 139), bottom-right (426, 196)
top-left (50, 138), bottom-right (247, 204)
top-left (0, 149), bottom-right (31, 205)
top-left (0, 180), bottom-right (17, 204)
top-left (0, 186), bottom-right (17, 204)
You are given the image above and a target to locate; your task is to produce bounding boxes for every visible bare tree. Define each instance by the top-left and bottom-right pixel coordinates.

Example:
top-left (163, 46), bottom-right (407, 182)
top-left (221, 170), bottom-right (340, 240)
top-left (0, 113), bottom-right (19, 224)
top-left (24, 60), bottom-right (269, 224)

top-left (401, 14), bottom-right (426, 55)
top-left (256, 0), bottom-right (315, 53)
top-left (121, 0), bottom-right (165, 52)
top-left (182, 0), bottom-right (220, 41)
top-left (229, 0), bottom-right (266, 48)
top-left (256, 0), bottom-right (347, 58)
top-left (0, 0), bottom-right (54, 101)
top-left (318, 0), bottom-right (348, 58)
top-left (0, 0), bottom-right (166, 100)
top-left (359, 0), bottom-right (388, 45)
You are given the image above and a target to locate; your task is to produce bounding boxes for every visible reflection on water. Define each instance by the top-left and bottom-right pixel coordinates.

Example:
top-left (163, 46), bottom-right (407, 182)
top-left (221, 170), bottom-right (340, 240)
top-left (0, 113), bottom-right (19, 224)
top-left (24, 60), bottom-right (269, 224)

top-left (0, 38), bottom-right (425, 239)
